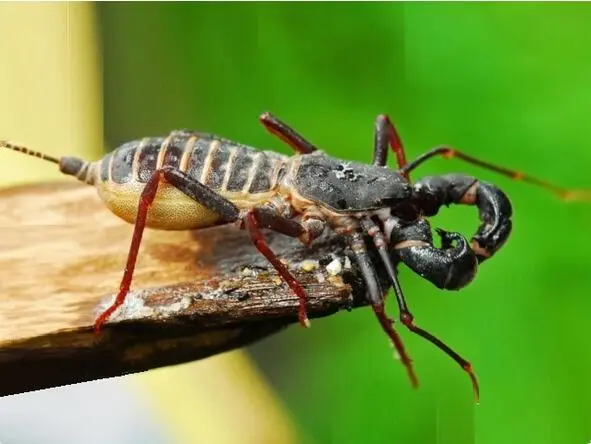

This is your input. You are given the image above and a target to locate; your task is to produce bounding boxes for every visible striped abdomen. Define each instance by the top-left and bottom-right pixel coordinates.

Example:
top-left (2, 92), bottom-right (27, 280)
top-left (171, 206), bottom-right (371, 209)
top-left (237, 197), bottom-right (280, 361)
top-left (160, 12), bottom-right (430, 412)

top-left (92, 131), bottom-right (289, 230)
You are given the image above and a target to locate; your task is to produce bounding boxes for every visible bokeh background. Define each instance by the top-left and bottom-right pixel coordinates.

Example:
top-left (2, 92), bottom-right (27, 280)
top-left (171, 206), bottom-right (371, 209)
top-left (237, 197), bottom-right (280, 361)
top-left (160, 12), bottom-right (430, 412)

top-left (0, 2), bottom-right (590, 443)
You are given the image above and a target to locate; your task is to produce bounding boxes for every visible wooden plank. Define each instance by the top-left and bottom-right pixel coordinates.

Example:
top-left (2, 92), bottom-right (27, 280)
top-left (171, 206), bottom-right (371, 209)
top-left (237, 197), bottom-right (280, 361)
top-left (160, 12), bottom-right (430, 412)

top-left (0, 181), bottom-right (374, 396)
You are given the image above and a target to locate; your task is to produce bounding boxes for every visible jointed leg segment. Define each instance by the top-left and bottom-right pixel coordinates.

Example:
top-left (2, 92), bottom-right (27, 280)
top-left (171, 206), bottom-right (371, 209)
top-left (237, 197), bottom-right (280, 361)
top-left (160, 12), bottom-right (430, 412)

top-left (402, 146), bottom-right (591, 201)
top-left (94, 167), bottom-right (241, 332)
top-left (349, 232), bottom-right (418, 388)
top-left (245, 209), bottom-right (311, 327)
top-left (259, 112), bottom-right (318, 154)
top-left (94, 166), bottom-right (316, 332)
top-left (242, 206), bottom-right (327, 327)
top-left (372, 114), bottom-right (409, 179)
top-left (360, 218), bottom-right (480, 400)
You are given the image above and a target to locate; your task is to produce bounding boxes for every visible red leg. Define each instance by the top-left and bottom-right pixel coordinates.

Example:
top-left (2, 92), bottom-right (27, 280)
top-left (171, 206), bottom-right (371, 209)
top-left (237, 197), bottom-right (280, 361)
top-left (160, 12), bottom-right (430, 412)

top-left (246, 209), bottom-right (311, 328)
top-left (373, 114), bottom-right (409, 179)
top-left (259, 112), bottom-right (318, 154)
top-left (94, 170), bottom-right (163, 333)
top-left (372, 303), bottom-right (418, 388)
top-left (350, 231), bottom-right (418, 388)
top-left (401, 315), bottom-right (479, 402)
top-left (401, 146), bottom-right (591, 201)
top-left (94, 166), bottom-right (240, 333)
top-left (361, 218), bottom-right (479, 400)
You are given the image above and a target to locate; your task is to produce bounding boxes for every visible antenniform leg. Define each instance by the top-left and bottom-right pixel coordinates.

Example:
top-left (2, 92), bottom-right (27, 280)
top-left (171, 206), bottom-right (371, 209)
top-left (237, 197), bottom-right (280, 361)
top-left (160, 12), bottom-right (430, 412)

top-left (402, 145), bottom-right (591, 201)
top-left (413, 174), bottom-right (512, 262)
top-left (259, 112), bottom-right (318, 154)
top-left (349, 232), bottom-right (418, 388)
top-left (244, 207), bottom-right (326, 327)
top-left (362, 218), bottom-right (479, 400)
top-left (372, 114), bottom-right (409, 179)
top-left (94, 167), bottom-right (241, 333)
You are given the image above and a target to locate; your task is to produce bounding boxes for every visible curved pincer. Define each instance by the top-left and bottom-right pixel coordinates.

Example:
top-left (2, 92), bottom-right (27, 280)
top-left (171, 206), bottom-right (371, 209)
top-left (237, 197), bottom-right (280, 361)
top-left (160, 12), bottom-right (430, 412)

top-left (390, 218), bottom-right (478, 291)
top-left (412, 174), bottom-right (513, 262)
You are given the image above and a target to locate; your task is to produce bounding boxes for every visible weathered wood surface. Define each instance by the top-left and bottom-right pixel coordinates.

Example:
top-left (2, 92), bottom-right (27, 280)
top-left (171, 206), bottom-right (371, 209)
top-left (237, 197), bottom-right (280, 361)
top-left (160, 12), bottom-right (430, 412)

top-left (0, 182), bottom-right (377, 397)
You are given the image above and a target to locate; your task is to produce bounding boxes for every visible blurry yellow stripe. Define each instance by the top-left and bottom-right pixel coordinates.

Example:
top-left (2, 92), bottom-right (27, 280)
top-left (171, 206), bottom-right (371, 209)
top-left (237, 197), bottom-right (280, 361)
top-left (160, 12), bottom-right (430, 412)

top-left (0, 2), bottom-right (102, 185)
top-left (135, 353), bottom-right (299, 444)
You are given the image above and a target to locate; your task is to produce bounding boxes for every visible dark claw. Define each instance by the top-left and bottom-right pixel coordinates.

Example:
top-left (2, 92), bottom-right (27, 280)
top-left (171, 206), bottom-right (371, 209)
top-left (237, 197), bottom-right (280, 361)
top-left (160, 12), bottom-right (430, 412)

top-left (470, 182), bottom-right (513, 262)
top-left (397, 228), bottom-right (478, 291)
top-left (412, 174), bottom-right (513, 262)
top-left (435, 227), bottom-right (456, 249)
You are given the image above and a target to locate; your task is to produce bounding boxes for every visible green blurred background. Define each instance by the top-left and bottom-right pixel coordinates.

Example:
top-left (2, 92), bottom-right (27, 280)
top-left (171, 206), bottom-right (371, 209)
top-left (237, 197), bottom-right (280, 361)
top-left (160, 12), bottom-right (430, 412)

top-left (2, 2), bottom-right (591, 444)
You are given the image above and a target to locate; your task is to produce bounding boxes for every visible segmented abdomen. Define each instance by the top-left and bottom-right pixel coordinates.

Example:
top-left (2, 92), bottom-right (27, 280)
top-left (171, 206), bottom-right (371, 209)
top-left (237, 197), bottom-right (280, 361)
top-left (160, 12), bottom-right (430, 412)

top-left (98, 131), bottom-right (288, 198)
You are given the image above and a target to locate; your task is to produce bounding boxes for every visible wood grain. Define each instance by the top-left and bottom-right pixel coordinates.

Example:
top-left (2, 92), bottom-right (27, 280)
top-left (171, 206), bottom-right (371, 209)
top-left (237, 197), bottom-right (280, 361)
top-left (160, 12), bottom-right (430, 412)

top-left (0, 181), bottom-right (379, 397)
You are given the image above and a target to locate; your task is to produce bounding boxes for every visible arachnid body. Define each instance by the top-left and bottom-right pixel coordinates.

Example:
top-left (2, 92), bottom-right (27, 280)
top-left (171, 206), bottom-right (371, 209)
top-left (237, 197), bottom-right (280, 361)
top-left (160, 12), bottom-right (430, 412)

top-left (3, 112), bottom-right (586, 400)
